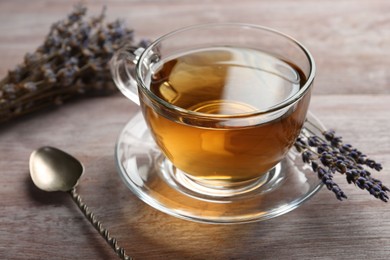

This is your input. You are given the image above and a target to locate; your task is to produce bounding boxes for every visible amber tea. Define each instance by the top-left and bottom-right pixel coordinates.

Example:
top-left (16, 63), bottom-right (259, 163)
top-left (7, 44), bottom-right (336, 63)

top-left (142, 47), bottom-right (310, 184)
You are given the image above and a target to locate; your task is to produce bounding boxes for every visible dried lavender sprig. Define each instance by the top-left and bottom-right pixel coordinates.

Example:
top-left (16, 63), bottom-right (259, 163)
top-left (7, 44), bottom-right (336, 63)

top-left (306, 120), bottom-right (383, 171)
top-left (323, 130), bottom-right (383, 171)
top-left (296, 125), bottom-right (388, 202)
top-left (296, 137), bottom-right (348, 201)
top-left (0, 5), bottom-right (146, 124)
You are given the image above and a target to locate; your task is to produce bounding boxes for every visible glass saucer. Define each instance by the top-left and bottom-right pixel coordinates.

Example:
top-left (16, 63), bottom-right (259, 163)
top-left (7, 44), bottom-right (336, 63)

top-left (115, 111), bottom-right (324, 224)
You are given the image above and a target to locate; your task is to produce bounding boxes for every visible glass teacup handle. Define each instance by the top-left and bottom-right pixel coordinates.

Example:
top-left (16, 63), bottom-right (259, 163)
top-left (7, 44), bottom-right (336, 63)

top-left (110, 46), bottom-right (145, 105)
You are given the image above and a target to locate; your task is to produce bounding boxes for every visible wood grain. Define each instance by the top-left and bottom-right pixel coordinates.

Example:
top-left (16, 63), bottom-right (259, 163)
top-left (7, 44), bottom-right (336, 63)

top-left (1, 1), bottom-right (390, 259)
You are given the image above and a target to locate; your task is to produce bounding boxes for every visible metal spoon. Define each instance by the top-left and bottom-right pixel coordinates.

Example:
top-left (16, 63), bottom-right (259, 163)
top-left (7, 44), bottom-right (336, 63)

top-left (29, 146), bottom-right (132, 260)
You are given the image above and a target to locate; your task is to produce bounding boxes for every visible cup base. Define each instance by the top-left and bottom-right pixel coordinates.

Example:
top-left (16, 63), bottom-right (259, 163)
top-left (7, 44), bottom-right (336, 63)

top-left (115, 111), bottom-right (324, 224)
top-left (159, 156), bottom-right (281, 202)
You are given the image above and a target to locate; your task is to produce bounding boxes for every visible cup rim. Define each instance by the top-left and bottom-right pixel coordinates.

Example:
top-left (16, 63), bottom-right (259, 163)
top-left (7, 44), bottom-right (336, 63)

top-left (136, 22), bottom-right (316, 119)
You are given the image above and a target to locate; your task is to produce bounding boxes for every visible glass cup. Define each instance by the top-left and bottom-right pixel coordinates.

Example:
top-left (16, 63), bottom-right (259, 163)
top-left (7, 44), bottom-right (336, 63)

top-left (110, 23), bottom-right (320, 223)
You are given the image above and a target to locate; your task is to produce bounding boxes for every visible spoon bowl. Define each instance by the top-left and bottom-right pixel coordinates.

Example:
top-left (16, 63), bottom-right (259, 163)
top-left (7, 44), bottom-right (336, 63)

top-left (29, 146), bottom-right (83, 192)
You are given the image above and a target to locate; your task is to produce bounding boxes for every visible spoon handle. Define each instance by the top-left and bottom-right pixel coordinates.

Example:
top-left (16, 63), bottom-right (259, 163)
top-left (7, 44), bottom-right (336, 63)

top-left (69, 188), bottom-right (132, 260)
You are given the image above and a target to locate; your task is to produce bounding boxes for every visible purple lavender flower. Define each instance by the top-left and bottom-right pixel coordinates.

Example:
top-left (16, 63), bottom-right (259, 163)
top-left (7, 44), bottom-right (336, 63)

top-left (295, 127), bottom-right (388, 202)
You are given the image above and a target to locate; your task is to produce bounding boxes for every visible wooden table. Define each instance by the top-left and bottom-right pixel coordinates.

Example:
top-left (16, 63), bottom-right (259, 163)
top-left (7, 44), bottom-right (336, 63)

top-left (1, 1), bottom-right (390, 259)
